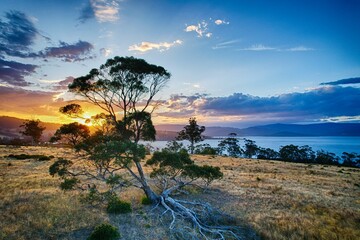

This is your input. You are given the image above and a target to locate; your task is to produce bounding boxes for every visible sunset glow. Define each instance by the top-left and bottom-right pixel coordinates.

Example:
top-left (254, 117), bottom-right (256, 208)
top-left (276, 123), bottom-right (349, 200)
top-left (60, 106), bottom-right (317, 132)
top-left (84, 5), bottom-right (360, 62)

top-left (0, 0), bottom-right (359, 127)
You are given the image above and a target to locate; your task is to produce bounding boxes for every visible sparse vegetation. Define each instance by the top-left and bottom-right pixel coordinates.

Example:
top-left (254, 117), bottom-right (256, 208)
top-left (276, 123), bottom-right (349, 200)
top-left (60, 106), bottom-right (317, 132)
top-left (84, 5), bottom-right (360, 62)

top-left (1, 145), bottom-right (359, 239)
top-left (87, 223), bottom-right (120, 240)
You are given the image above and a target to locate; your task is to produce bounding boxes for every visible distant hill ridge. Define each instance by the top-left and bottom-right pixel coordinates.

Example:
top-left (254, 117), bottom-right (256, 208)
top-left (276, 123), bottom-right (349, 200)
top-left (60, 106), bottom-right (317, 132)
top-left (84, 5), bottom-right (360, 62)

top-left (1, 116), bottom-right (360, 141)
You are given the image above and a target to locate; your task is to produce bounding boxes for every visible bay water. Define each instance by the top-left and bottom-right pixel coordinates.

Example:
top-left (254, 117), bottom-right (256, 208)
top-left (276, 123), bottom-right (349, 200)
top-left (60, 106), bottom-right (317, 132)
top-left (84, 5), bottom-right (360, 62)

top-left (142, 136), bottom-right (360, 156)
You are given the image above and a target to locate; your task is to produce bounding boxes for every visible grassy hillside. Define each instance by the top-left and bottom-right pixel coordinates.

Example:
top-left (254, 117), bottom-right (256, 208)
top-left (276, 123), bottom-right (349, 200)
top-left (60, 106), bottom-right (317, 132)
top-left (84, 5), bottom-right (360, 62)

top-left (0, 145), bottom-right (359, 239)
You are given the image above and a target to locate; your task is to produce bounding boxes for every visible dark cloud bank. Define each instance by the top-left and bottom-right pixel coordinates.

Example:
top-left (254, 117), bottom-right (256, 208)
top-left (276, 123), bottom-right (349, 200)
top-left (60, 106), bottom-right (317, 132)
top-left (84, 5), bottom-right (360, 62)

top-left (321, 77), bottom-right (360, 86)
top-left (0, 10), bottom-right (94, 86)
top-left (162, 86), bottom-right (360, 124)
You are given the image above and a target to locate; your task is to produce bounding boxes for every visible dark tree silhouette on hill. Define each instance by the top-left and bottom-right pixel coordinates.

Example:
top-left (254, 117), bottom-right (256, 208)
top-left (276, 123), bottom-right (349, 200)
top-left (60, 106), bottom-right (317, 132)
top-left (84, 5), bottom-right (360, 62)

top-left (19, 119), bottom-right (45, 144)
top-left (176, 117), bottom-right (206, 154)
top-left (51, 122), bottom-right (90, 146)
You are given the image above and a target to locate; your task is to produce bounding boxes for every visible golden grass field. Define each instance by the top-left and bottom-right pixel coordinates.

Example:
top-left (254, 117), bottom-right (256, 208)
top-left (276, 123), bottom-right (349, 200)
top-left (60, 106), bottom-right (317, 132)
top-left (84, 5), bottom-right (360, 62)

top-left (0, 145), bottom-right (359, 240)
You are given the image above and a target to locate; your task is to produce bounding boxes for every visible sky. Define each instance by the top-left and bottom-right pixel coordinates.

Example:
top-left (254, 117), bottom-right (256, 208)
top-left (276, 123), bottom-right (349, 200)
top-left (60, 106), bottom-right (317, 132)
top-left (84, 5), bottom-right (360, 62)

top-left (0, 0), bottom-right (359, 127)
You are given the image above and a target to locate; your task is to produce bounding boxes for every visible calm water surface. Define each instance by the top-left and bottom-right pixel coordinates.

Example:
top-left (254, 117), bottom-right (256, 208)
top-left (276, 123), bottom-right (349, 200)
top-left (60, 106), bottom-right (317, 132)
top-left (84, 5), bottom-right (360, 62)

top-left (142, 136), bottom-right (360, 156)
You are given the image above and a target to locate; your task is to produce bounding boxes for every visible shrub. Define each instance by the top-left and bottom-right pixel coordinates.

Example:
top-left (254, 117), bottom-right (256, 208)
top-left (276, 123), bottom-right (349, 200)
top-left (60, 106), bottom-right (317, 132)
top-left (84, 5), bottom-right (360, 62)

top-left (87, 223), bottom-right (120, 240)
top-left (141, 196), bottom-right (152, 205)
top-left (107, 196), bottom-right (132, 214)
top-left (60, 178), bottom-right (78, 190)
top-left (38, 156), bottom-right (51, 161)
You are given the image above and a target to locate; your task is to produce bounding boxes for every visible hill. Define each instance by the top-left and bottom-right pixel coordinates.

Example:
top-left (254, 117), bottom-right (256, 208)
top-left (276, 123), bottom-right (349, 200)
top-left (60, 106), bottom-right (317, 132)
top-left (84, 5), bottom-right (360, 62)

top-left (1, 116), bottom-right (360, 141)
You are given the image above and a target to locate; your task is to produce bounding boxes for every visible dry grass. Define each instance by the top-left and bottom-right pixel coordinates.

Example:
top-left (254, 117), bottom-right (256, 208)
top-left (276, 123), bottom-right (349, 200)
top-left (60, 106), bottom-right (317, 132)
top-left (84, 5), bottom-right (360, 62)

top-left (1, 145), bottom-right (359, 239)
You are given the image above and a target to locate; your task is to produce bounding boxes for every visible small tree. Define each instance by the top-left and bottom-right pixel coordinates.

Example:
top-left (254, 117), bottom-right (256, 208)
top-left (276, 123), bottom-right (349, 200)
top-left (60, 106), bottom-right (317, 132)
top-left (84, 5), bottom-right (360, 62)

top-left (257, 147), bottom-right (279, 160)
top-left (279, 144), bottom-right (315, 163)
top-left (51, 122), bottom-right (90, 146)
top-left (176, 118), bottom-right (205, 154)
top-left (243, 138), bottom-right (259, 158)
top-left (218, 133), bottom-right (243, 157)
top-left (341, 152), bottom-right (360, 167)
top-left (20, 119), bottom-right (46, 144)
top-left (315, 150), bottom-right (339, 165)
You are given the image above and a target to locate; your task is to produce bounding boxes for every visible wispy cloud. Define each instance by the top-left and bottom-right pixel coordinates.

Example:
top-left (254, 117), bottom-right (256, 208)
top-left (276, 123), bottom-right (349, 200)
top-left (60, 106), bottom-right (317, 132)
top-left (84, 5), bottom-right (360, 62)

top-left (51, 76), bottom-right (75, 91)
top-left (0, 59), bottom-right (37, 86)
top-left (100, 47), bottom-right (112, 57)
top-left (0, 11), bottom-right (40, 58)
top-left (286, 46), bottom-right (314, 52)
top-left (237, 44), bottom-right (276, 51)
top-left (320, 77), bottom-right (360, 86)
top-left (79, 0), bottom-right (120, 23)
top-left (214, 19), bottom-right (230, 25)
top-left (185, 21), bottom-right (211, 38)
top-left (128, 40), bottom-right (182, 53)
top-left (237, 44), bottom-right (315, 52)
top-left (212, 39), bottom-right (240, 50)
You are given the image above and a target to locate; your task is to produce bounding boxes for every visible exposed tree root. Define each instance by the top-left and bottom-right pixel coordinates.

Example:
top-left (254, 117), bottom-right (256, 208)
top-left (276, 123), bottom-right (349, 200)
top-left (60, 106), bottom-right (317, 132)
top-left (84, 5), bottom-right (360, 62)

top-left (156, 195), bottom-right (258, 240)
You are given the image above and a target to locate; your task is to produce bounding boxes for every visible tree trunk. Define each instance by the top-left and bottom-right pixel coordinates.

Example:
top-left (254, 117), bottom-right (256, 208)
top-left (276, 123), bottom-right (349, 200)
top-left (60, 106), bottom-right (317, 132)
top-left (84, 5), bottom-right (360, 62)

top-left (134, 161), bottom-right (159, 202)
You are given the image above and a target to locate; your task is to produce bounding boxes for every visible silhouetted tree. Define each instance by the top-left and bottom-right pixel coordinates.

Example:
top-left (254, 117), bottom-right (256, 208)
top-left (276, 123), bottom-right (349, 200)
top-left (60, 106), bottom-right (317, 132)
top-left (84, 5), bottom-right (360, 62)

top-left (279, 144), bottom-right (315, 163)
top-left (315, 150), bottom-right (339, 165)
top-left (243, 138), bottom-right (259, 158)
top-left (176, 117), bottom-right (205, 154)
top-left (218, 134), bottom-right (243, 157)
top-left (194, 143), bottom-right (217, 155)
top-left (51, 122), bottom-right (90, 146)
top-left (257, 147), bottom-right (279, 160)
top-left (341, 152), bottom-right (360, 167)
top-left (20, 119), bottom-right (46, 144)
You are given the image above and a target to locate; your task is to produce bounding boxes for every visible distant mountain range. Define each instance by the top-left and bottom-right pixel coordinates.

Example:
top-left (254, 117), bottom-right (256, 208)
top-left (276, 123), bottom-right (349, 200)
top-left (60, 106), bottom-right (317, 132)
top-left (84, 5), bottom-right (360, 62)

top-left (156, 123), bottom-right (360, 137)
top-left (1, 116), bottom-right (360, 142)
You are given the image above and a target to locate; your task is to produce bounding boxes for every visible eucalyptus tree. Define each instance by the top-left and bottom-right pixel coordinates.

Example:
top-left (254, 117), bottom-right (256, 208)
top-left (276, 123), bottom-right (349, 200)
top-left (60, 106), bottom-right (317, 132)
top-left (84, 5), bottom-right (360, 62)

top-left (19, 119), bottom-right (46, 144)
top-left (176, 117), bottom-right (206, 154)
top-left (49, 57), bottom-right (241, 239)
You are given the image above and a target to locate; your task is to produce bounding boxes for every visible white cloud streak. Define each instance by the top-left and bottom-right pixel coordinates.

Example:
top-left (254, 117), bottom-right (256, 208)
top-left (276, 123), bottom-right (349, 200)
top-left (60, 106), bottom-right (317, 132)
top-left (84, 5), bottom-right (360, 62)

top-left (128, 40), bottom-right (182, 53)
top-left (286, 46), bottom-right (314, 52)
top-left (237, 44), bottom-right (315, 52)
top-left (237, 44), bottom-right (276, 51)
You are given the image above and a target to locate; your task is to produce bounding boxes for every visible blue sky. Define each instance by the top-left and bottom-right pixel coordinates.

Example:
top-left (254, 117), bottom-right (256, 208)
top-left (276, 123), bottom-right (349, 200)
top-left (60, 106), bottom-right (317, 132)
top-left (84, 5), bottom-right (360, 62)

top-left (0, 0), bottom-right (359, 127)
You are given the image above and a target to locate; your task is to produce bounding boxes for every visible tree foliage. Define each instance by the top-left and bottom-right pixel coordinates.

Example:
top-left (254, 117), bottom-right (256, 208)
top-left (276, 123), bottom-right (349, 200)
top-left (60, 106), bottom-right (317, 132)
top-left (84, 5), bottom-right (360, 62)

top-left (176, 117), bottom-right (206, 154)
top-left (243, 138), bottom-right (259, 158)
top-left (218, 135), bottom-right (243, 157)
top-left (19, 119), bottom-right (46, 144)
top-left (279, 144), bottom-right (315, 163)
top-left (51, 122), bottom-right (90, 146)
top-left (67, 56), bottom-right (170, 142)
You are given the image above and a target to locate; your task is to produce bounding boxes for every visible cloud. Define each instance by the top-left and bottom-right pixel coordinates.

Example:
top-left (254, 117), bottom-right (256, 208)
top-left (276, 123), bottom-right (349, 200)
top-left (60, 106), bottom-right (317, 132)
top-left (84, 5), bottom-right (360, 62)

top-left (79, 0), bottom-right (120, 23)
top-left (286, 46), bottom-right (314, 52)
top-left (159, 86), bottom-right (360, 124)
top-left (0, 59), bottom-right (37, 86)
top-left (237, 44), bottom-right (276, 51)
top-left (320, 77), bottom-right (360, 86)
top-left (0, 11), bottom-right (40, 58)
top-left (100, 48), bottom-right (111, 56)
top-left (214, 19), bottom-right (229, 25)
top-left (0, 85), bottom-right (59, 117)
top-left (199, 86), bottom-right (360, 120)
top-left (50, 76), bottom-right (75, 91)
top-left (128, 40), bottom-right (182, 53)
top-left (39, 40), bottom-right (94, 62)
top-left (185, 21), bottom-right (212, 38)
top-left (212, 39), bottom-right (240, 50)
top-left (237, 44), bottom-right (315, 52)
